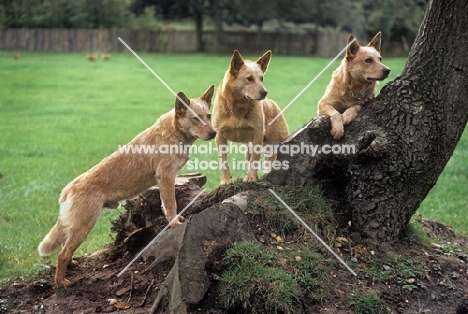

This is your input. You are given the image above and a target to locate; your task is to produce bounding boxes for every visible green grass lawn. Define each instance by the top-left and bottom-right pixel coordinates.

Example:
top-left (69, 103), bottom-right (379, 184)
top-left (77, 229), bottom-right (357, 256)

top-left (0, 51), bottom-right (466, 283)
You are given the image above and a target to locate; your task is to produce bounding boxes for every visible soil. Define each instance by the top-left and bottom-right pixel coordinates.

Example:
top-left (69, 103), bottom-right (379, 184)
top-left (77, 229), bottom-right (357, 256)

top-left (1, 186), bottom-right (468, 314)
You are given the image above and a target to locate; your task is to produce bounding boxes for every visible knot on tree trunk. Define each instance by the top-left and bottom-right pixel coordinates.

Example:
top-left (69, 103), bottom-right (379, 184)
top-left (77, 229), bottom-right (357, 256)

top-left (356, 130), bottom-right (389, 159)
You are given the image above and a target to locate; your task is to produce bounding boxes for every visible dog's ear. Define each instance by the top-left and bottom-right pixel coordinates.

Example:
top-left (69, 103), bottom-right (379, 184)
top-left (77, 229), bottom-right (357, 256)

top-left (230, 50), bottom-right (244, 74)
top-left (256, 50), bottom-right (272, 73)
top-left (200, 85), bottom-right (215, 108)
top-left (175, 92), bottom-right (190, 114)
top-left (346, 34), bottom-right (360, 59)
top-left (367, 31), bottom-right (382, 52)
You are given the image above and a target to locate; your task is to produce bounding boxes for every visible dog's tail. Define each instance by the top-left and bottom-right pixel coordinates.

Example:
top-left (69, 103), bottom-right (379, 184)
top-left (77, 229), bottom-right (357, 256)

top-left (38, 193), bottom-right (72, 256)
top-left (38, 220), bottom-right (64, 256)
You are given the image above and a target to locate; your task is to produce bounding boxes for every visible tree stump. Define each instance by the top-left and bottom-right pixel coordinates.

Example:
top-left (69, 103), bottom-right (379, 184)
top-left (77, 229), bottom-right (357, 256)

top-left (149, 195), bottom-right (256, 313)
top-left (111, 174), bottom-right (259, 313)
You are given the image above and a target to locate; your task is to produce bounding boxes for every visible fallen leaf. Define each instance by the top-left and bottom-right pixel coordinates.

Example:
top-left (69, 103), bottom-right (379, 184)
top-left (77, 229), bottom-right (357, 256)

top-left (336, 237), bottom-right (348, 243)
top-left (114, 301), bottom-right (131, 310)
top-left (115, 286), bottom-right (131, 297)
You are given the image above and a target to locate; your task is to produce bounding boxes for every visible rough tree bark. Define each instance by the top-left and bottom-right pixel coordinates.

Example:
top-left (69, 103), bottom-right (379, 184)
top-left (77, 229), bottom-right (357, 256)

top-left (266, 0), bottom-right (468, 246)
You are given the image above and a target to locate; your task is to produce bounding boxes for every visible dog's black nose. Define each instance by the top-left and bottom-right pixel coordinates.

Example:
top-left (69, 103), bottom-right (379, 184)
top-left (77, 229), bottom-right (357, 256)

top-left (383, 68), bottom-right (391, 77)
top-left (261, 90), bottom-right (268, 99)
top-left (208, 130), bottom-right (217, 139)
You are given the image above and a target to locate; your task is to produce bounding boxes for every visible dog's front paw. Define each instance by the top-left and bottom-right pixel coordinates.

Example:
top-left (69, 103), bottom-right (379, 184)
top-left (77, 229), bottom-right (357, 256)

top-left (341, 111), bottom-right (357, 126)
top-left (220, 178), bottom-right (232, 185)
top-left (330, 123), bottom-right (344, 140)
top-left (168, 215), bottom-right (184, 228)
top-left (243, 173), bottom-right (258, 183)
top-left (56, 277), bottom-right (72, 288)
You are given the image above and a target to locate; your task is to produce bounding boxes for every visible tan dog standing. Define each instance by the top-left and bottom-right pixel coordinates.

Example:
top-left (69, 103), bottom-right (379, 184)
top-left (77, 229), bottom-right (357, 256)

top-left (213, 50), bottom-right (289, 184)
top-left (318, 32), bottom-right (390, 139)
top-left (38, 86), bottom-right (216, 287)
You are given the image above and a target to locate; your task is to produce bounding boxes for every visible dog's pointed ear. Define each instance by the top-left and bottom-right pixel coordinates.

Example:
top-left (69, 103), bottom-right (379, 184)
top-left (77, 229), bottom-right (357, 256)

top-left (256, 50), bottom-right (272, 73)
top-left (367, 31), bottom-right (382, 52)
top-left (230, 50), bottom-right (244, 74)
top-left (175, 91), bottom-right (190, 114)
top-left (346, 34), bottom-right (360, 59)
top-left (200, 85), bottom-right (215, 108)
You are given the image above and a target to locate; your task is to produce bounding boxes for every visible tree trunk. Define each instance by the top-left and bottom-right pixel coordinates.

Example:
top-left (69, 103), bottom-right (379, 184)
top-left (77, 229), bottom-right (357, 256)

top-left (211, 0), bottom-right (225, 53)
top-left (266, 0), bottom-right (468, 247)
top-left (195, 12), bottom-right (204, 52)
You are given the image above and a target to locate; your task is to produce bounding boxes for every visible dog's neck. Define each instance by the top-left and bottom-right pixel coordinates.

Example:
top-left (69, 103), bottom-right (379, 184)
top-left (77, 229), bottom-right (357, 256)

top-left (174, 133), bottom-right (185, 145)
top-left (174, 129), bottom-right (196, 146)
top-left (346, 77), bottom-right (375, 102)
top-left (225, 100), bottom-right (235, 115)
top-left (348, 83), bottom-right (373, 101)
top-left (224, 97), bottom-right (258, 116)
top-left (170, 114), bottom-right (197, 146)
top-left (221, 81), bottom-right (260, 116)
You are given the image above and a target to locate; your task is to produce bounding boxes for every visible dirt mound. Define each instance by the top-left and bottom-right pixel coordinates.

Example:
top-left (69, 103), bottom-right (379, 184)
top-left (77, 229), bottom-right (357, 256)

top-left (1, 179), bottom-right (468, 313)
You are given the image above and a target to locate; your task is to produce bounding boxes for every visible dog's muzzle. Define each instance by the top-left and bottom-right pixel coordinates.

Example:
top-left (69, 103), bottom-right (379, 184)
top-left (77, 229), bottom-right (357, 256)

top-left (208, 130), bottom-right (217, 140)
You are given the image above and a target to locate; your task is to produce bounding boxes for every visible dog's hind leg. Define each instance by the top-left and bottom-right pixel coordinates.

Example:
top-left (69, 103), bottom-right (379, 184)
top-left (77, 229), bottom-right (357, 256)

top-left (55, 196), bottom-right (103, 287)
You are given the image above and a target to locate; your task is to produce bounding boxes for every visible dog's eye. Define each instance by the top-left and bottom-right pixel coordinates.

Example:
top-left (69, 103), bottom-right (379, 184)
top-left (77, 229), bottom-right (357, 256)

top-left (365, 58), bottom-right (373, 64)
top-left (247, 76), bottom-right (254, 82)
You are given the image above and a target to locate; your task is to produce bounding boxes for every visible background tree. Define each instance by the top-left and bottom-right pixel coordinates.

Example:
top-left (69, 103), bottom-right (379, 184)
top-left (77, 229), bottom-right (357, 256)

top-left (0, 0), bottom-right (128, 28)
top-left (0, 0), bottom-right (45, 27)
top-left (67, 0), bottom-right (128, 28)
top-left (0, 0), bottom-right (428, 53)
top-left (355, 0), bottom-right (427, 48)
top-left (130, 0), bottom-right (210, 51)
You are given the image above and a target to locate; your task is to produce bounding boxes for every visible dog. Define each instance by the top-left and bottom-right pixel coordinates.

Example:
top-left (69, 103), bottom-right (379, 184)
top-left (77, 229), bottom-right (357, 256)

top-left (318, 32), bottom-right (390, 140)
top-left (38, 85), bottom-right (217, 287)
top-left (213, 50), bottom-right (289, 185)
